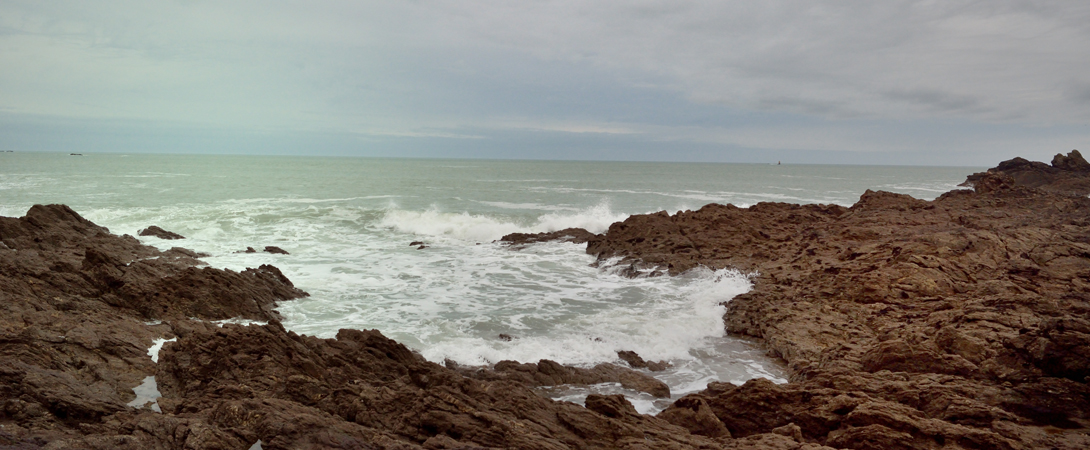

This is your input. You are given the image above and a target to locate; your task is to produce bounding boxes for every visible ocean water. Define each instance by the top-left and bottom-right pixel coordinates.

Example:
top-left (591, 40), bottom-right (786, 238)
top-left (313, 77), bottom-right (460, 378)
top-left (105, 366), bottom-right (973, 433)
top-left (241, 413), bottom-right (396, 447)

top-left (0, 152), bottom-right (980, 413)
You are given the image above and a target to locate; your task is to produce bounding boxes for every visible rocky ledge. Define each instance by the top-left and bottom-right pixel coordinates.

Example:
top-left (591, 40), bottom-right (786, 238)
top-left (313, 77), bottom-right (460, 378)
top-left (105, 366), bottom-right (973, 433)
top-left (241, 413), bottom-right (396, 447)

top-left (584, 153), bottom-right (1090, 449)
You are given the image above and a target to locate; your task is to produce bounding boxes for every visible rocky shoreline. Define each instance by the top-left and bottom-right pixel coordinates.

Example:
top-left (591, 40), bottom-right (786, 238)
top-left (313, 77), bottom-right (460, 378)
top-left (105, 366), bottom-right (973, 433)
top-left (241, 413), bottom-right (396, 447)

top-left (3, 153), bottom-right (1090, 449)
top-left (584, 152), bottom-right (1090, 449)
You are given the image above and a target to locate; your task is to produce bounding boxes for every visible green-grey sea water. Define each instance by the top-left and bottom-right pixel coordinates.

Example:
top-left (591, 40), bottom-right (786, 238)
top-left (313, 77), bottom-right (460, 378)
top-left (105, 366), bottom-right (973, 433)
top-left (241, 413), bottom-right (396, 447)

top-left (0, 152), bottom-right (981, 412)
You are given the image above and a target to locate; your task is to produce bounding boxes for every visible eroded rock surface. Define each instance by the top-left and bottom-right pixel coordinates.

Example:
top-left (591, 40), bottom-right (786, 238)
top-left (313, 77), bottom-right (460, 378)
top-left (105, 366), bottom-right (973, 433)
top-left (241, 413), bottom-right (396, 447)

top-left (591, 168), bottom-right (1090, 448)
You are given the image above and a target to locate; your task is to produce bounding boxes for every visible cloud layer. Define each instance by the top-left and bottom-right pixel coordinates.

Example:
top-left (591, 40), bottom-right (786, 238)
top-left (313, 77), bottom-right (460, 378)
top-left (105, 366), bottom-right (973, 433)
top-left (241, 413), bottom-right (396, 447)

top-left (2, 1), bottom-right (1088, 164)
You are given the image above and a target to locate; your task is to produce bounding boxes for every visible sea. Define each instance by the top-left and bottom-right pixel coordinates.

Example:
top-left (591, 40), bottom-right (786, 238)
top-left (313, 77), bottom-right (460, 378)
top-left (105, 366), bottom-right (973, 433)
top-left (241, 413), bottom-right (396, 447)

top-left (0, 152), bottom-right (980, 413)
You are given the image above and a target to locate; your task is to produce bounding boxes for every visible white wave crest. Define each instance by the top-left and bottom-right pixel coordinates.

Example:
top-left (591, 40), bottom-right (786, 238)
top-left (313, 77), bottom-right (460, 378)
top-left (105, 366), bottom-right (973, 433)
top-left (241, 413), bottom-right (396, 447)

top-left (378, 202), bottom-right (628, 242)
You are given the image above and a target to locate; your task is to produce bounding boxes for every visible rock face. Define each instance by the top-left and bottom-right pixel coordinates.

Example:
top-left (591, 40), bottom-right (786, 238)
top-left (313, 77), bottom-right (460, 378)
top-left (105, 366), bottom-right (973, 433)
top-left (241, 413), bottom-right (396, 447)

top-left (591, 170), bottom-right (1090, 448)
top-left (137, 225), bottom-right (185, 240)
top-left (962, 149), bottom-right (1090, 195)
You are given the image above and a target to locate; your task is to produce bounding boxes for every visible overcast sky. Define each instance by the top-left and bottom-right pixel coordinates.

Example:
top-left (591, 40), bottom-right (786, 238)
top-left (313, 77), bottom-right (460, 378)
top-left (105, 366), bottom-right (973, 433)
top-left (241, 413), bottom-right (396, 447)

top-left (2, 1), bottom-right (1088, 165)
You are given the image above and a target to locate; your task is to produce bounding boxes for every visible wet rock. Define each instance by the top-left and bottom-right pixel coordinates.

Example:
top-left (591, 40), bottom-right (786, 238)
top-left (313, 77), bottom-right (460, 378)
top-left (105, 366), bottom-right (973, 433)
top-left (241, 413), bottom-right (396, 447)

top-left (498, 333), bottom-right (513, 341)
top-left (137, 226), bottom-right (184, 240)
top-left (263, 246), bottom-right (289, 254)
top-left (410, 241), bottom-right (424, 246)
top-left (617, 350), bottom-right (671, 372)
top-left (500, 228), bottom-right (598, 246)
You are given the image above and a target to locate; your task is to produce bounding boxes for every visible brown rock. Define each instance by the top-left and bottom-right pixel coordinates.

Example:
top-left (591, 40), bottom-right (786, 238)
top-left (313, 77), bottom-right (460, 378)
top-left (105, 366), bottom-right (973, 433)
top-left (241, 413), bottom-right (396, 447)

top-left (264, 245), bottom-right (289, 254)
top-left (137, 225), bottom-right (184, 240)
top-left (658, 396), bottom-right (731, 438)
top-left (962, 150), bottom-right (1090, 195)
top-left (617, 350), bottom-right (671, 372)
top-left (470, 359), bottom-right (671, 398)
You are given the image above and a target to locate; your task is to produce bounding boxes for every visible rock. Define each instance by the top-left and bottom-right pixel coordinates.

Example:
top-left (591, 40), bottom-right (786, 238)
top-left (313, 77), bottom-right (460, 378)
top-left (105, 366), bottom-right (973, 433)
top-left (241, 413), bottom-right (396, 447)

top-left (459, 359), bottom-right (670, 398)
top-left (498, 333), bottom-right (513, 341)
top-left (617, 350), bottom-right (671, 372)
top-left (500, 228), bottom-right (599, 246)
top-left (263, 246), bottom-right (289, 254)
top-left (137, 226), bottom-right (184, 240)
top-left (582, 160), bottom-right (1090, 448)
top-left (410, 241), bottom-right (424, 246)
top-left (962, 150), bottom-right (1090, 195)
top-left (658, 396), bottom-right (731, 438)
top-left (1051, 149), bottom-right (1090, 171)
top-left (236, 246), bottom-right (257, 253)
top-left (0, 205), bottom-right (310, 447)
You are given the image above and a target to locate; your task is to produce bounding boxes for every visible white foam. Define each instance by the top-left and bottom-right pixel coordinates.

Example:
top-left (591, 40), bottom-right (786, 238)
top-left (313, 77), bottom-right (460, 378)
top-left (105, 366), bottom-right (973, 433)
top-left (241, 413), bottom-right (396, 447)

top-left (147, 337), bottom-right (176, 363)
top-left (212, 318), bottom-right (268, 327)
top-left (377, 202), bottom-right (627, 242)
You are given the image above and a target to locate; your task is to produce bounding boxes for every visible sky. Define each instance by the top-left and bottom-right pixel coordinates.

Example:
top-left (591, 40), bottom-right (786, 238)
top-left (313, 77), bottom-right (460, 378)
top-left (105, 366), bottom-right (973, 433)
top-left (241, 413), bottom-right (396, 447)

top-left (2, 1), bottom-right (1089, 166)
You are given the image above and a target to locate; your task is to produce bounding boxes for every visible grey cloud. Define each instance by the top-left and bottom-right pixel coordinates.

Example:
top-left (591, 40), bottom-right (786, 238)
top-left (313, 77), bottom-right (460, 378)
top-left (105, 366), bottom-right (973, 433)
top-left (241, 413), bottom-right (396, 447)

top-left (883, 88), bottom-right (990, 115)
top-left (1, 0), bottom-right (1089, 164)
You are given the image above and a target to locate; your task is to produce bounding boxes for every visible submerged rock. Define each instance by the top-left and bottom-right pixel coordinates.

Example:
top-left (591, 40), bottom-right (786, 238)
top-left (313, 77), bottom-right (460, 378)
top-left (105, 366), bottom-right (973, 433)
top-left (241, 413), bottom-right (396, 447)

top-left (263, 245), bottom-right (289, 254)
top-left (501, 227), bottom-right (599, 246)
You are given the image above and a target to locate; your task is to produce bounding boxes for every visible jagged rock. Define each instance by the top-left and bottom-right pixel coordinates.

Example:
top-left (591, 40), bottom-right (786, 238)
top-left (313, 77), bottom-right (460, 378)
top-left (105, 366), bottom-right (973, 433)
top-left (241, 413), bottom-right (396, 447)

top-left (962, 149), bottom-right (1090, 195)
top-left (264, 246), bottom-right (289, 254)
top-left (617, 350), bottom-right (671, 372)
top-left (137, 226), bottom-right (184, 240)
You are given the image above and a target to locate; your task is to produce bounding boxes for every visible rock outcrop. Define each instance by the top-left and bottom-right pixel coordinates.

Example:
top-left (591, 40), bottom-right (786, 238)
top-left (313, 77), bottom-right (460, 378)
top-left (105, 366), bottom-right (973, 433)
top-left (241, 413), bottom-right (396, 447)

top-left (137, 225), bottom-right (185, 240)
top-left (590, 168), bottom-right (1090, 448)
top-left (962, 149), bottom-right (1090, 196)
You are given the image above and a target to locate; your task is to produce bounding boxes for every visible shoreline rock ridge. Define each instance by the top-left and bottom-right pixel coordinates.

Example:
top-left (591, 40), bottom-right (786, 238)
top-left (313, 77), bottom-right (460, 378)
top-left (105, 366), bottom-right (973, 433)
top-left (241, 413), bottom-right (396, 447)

top-left (587, 165), bottom-right (1090, 448)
